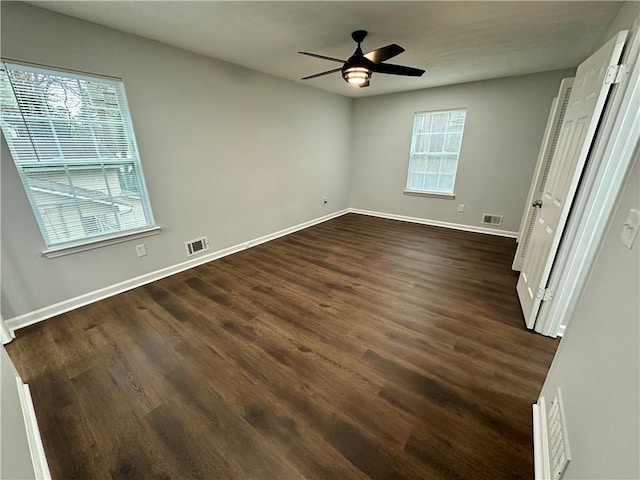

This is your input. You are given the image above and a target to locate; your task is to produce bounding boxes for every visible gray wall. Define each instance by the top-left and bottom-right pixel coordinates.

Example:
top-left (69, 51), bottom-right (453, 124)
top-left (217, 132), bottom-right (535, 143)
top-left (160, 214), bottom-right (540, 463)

top-left (540, 154), bottom-right (639, 479)
top-left (1, 2), bottom-right (352, 319)
top-left (1, 346), bottom-right (37, 479)
top-left (349, 69), bottom-right (574, 232)
top-left (599, 1), bottom-right (640, 45)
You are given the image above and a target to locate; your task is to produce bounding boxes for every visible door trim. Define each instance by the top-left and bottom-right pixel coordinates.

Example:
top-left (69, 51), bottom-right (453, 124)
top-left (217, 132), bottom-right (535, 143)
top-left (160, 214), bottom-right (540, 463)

top-left (536, 20), bottom-right (640, 337)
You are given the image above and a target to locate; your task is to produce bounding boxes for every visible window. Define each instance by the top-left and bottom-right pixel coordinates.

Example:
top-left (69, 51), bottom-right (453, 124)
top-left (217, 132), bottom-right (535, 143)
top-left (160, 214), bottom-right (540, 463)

top-left (405, 108), bottom-right (467, 196)
top-left (0, 61), bottom-right (157, 253)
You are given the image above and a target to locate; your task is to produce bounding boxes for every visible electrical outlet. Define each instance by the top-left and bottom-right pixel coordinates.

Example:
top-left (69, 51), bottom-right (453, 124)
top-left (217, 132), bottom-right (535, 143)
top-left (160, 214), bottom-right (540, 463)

top-left (136, 244), bottom-right (147, 257)
top-left (458, 204), bottom-right (465, 213)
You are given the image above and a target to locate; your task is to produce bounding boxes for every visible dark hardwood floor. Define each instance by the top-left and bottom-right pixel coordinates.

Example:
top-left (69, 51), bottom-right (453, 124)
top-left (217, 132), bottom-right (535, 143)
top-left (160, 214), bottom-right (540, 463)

top-left (7, 213), bottom-right (559, 480)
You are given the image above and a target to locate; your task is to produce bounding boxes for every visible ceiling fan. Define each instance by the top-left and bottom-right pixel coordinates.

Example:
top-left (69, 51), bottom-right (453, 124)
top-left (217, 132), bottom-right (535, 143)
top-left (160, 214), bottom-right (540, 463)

top-left (299, 30), bottom-right (425, 88)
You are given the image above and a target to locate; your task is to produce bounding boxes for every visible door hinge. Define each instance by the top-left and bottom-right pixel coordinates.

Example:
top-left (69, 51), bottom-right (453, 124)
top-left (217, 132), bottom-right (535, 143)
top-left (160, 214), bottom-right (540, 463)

top-left (605, 64), bottom-right (631, 85)
top-left (536, 287), bottom-right (553, 302)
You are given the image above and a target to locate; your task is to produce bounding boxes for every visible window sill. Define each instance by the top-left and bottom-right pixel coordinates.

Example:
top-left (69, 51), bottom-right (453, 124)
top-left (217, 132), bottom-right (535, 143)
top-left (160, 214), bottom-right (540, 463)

top-left (42, 226), bottom-right (161, 258)
top-left (403, 189), bottom-right (455, 199)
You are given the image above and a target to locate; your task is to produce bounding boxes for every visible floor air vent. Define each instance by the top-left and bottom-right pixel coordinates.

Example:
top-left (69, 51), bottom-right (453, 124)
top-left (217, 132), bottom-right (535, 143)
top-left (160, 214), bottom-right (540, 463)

top-left (185, 236), bottom-right (209, 257)
top-left (482, 214), bottom-right (503, 226)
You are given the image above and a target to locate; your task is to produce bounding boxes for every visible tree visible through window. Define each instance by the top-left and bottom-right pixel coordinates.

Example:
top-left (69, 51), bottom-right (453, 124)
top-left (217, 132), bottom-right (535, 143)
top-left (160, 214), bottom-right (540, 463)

top-left (0, 61), bottom-right (156, 249)
top-left (405, 108), bottom-right (467, 195)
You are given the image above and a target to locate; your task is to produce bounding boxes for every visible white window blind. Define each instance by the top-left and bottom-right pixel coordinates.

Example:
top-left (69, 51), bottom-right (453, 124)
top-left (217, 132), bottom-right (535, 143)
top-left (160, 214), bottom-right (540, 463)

top-left (0, 61), bottom-right (155, 249)
top-left (405, 108), bottom-right (467, 195)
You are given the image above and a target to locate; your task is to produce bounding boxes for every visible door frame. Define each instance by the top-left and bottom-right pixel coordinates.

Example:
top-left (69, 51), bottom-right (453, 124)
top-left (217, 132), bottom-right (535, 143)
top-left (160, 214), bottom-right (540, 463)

top-left (535, 18), bottom-right (640, 337)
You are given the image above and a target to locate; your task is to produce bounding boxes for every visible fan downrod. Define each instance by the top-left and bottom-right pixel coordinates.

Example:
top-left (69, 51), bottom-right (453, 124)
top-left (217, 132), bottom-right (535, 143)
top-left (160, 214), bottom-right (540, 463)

top-left (351, 30), bottom-right (368, 44)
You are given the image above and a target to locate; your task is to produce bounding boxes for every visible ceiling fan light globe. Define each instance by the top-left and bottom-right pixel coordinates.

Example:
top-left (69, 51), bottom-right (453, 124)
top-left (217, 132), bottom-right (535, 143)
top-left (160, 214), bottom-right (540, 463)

top-left (343, 66), bottom-right (371, 86)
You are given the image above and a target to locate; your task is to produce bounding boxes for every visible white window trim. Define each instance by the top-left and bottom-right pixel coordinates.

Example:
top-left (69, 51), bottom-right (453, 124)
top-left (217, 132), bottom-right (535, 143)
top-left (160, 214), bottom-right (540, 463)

top-left (403, 189), bottom-right (456, 199)
top-left (42, 225), bottom-right (161, 258)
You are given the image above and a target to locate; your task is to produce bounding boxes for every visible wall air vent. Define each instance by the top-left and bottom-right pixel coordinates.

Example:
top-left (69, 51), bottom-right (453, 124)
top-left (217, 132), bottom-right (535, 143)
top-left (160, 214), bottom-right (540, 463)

top-left (548, 388), bottom-right (571, 479)
top-left (533, 388), bottom-right (571, 480)
top-left (482, 214), bottom-right (503, 226)
top-left (185, 236), bottom-right (209, 257)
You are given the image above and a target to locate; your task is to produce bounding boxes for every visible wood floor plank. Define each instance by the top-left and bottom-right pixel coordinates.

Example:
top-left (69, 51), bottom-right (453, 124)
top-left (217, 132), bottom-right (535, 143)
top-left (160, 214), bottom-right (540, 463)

top-left (7, 213), bottom-right (559, 479)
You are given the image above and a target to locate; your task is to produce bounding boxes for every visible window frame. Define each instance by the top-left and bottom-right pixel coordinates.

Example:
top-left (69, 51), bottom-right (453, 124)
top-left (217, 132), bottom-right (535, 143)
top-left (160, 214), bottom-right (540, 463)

top-left (404, 108), bottom-right (468, 198)
top-left (0, 60), bottom-right (159, 257)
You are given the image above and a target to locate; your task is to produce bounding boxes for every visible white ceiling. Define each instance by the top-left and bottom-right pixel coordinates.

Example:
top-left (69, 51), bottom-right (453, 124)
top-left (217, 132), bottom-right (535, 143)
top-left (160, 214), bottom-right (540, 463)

top-left (25, 1), bottom-right (624, 97)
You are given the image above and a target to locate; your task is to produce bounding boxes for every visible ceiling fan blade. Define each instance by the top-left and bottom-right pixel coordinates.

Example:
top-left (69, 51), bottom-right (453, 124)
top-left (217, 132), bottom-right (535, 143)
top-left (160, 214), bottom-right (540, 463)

top-left (364, 44), bottom-right (405, 64)
top-left (298, 52), bottom-right (345, 63)
top-left (372, 63), bottom-right (425, 77)
top-left (301, 68), bottom-right (342, 80)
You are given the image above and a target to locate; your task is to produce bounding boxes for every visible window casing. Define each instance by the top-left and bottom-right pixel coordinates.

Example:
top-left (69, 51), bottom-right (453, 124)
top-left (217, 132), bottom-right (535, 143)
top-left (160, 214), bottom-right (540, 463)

top-left (405, 108), bottom-right (467, 196)
top-left (0, 61), bottom-right (156, 252)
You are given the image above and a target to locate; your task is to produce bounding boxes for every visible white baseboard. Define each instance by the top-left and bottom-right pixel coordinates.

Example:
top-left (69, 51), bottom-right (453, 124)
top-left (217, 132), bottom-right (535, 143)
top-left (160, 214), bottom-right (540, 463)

top-left (5, 209), bottom-right (349, 333)
top-left (557, 324), bottom-right (566, 337)
top-left (6, 207), bottom-right (515, 333)
top-left (17, 379), bottom-right (52, 480)
top-left (1, 316), bottom-right (15, 344)
top-left (533, 396), bottom-right (551, 480)
top-left (349, 208), bottom-right (518, 238)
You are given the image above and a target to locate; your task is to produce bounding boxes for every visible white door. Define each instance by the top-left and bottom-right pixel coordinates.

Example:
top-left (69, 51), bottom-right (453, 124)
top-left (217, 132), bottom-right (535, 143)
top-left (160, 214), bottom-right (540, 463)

top-left (512, 78), bottom-right (573, 271)
top-left (517, 31), bottom-right (627, 328)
